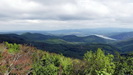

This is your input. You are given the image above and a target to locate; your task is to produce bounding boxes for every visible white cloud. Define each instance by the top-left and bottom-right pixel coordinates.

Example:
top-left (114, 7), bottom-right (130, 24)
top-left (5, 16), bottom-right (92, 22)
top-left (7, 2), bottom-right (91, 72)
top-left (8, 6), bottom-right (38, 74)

top-left (0, 0), bottom-right (42, 11)
top-left (0, 0), bottom-right (133, 31)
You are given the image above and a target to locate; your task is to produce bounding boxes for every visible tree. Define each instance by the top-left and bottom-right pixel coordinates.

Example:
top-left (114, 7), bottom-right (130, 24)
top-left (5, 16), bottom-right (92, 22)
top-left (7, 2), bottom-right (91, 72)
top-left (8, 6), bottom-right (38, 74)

top-left (32, 51), bottom-right (73, 75)
top-left (114, 53), bottom-right (133, 75)
top-left (84, 48), bottom-right (115, 75)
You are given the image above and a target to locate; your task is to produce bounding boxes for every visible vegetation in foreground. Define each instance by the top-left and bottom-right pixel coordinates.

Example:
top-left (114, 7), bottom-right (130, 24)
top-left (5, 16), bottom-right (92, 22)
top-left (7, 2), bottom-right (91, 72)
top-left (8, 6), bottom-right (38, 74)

top-left (0, 42), bottom-right (132, 75)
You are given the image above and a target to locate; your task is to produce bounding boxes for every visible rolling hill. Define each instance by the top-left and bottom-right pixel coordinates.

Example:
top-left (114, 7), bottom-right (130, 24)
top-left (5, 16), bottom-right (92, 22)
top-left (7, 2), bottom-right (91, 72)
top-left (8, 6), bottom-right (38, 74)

top-left (110, 32), bottom-right (133, 40)
top-left (114, 38), bottom-right (133, 53)
top-left (0, 34), bottom-right (25, 44)
top-left (0, 33), bottom-right (120, 58)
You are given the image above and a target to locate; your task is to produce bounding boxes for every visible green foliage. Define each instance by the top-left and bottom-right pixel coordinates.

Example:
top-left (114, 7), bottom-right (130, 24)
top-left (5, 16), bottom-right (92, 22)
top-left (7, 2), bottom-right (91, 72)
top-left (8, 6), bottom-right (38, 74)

top-left (44, 39), bottom-right (68, 44)
top-left (96, 70), bottom-right (111, 75)
top-left (0, 43), bottom-right (132, 75)
top-left (114, 53), bottom-right (133, 75)
top-left (84, 48), bottom-right (115, 75)
top-left (32, 51), bottom-right (73, 75)
top-left (5, 42), bottom-right (20, 53)
top-left (59, 57), bottom-right (73, 75)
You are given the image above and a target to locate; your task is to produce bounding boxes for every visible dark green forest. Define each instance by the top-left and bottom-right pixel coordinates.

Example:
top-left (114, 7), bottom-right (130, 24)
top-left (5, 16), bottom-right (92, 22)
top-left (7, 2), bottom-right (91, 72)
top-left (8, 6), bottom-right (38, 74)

top-left (0, 33), bottom-right (123, 59)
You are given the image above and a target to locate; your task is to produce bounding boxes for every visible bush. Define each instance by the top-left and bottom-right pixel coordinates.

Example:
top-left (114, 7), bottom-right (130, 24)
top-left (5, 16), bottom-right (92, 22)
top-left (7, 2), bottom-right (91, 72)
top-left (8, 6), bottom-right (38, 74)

top-left (5, 42), bottom-right (20, 53)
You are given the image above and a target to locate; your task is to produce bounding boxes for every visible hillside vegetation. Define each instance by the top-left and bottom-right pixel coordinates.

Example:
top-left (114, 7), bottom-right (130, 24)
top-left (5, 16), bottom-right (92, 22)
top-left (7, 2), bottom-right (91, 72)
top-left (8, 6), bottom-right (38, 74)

top-left (0, 33), bottom-right (120, 59)
top-left (0, 42), bottom-right (132, 75)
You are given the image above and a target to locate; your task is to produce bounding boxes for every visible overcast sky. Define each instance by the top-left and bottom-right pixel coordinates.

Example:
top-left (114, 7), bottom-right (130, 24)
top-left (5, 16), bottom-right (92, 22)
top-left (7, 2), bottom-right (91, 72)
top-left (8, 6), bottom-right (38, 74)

top-left (0, 0), bottom-right (133, 31)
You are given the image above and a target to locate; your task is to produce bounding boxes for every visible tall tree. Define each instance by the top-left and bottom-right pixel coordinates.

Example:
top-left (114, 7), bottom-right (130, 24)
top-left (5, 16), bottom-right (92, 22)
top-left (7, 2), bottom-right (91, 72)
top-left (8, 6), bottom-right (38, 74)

top-left (84, 48), bottom-right (115, 75)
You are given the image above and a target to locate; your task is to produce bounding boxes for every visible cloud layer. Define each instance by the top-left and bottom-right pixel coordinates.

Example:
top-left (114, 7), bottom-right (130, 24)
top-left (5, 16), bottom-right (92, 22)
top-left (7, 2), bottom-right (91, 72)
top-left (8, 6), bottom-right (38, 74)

top-left (0, 0), bottom-right (133, 30)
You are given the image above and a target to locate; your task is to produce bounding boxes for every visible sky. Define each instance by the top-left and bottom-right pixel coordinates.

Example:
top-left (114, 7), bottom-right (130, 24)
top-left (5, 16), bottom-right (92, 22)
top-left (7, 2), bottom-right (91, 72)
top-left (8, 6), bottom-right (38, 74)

top-left (0, 0), bottom-right (133, 31)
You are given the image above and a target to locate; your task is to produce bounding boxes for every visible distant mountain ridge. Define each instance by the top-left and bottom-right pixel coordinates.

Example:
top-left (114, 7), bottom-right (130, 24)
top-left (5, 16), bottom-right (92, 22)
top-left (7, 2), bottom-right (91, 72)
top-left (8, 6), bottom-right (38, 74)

top-left (0, 31), bottom-right (133, 58)
top-left (110, 32), bottom-right (133, 40)
top-left (21, 33), bottom-right (116, 44)
top-left (0, 33), bottom-right (119, 58)
top-left (0, 34), bottom-right (25, 43)
top-left (113, 37), bottom-right (133, 53)
top-left (46, 28), bottom-right (133, 36)
top-left (21, 32), bottom-right (58, 41)
top-left (1, 28), bottom-right (133, 36)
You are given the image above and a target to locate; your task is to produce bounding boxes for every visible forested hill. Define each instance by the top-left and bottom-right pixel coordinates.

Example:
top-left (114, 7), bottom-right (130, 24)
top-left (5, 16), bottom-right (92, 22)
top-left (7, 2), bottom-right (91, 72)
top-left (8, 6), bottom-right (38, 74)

top-left (0, 32), bottom-right (133, 58)
top-left (0, 34), bottom-right (25, 44)
top-left (0, 42), bottom-right (132, 75)
top-left (0, 32), bottom-right (133, 59)
top-left (110, 31), bottom-right (133, 40)
top-left (0, 33), bottom-right (120, 58)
